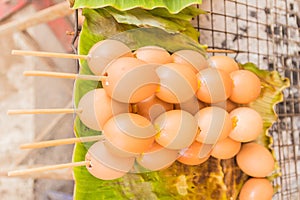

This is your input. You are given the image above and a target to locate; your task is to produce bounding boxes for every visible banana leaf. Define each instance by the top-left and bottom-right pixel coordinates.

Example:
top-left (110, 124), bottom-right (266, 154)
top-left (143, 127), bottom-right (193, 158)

top-left (72, 11), bottom-right (289, 198)
top-left (70, 0), bottom-right (202, 14)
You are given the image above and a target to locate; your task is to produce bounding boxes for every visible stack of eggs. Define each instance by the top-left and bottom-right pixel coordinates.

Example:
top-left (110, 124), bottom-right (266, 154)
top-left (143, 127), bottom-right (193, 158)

top-left (78, 39), bottom-right (274, 199)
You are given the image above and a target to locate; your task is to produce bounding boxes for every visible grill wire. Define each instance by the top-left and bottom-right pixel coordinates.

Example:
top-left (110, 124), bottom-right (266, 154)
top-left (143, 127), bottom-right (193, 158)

top-left (196, 0), bottom-right (300, 199)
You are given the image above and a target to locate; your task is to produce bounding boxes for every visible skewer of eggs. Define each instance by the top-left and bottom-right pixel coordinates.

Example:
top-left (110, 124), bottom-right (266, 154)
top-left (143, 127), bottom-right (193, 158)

top-left (9, 38), bottom-right (276, 200)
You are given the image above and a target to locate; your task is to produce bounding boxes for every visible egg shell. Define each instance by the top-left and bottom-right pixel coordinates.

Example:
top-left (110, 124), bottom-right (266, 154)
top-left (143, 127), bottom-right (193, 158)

top-left (154, 110), bottom-right (198, 150)
top-left (85, 141), bottom-right (135, 180)
top-left (211, 137), bottom-right (241, 159)
top-left (236, 142), bottom-right (275, 177)
top-left (171, 49), bottom-right (209, 73)
top-left (209, 55), bottom-right (239, 73)
top-left (156, 63), bottom-right (198, 103)
top-left (229, 107), bottom-right (263, 142)
top-left (174, 96), bottom-right (206, 115)
top-left (136, 142), bottom-right (179, 171)
top-left (103, 113), bottom-right (156, 154)
top-left (196, 68), bottom-right (233, 103)
top-left (177, 141), bottom-right (211, 165)
top-left (229, 70), bottom-right (261, 104)
top-left (87, 39), bottom-right (133, 75)
top-left (195, 106), bottom-right (232, 144)
top-left (134, 95), bottom-right (174, 122)
top-left (134, 46), bottom-right (172, 64)
top-left (77, 88), bottom-right (130, 131)
top-left (103, 57), bottom-right (160, 103)
top-left (239, 178), bottom-right (274, 200)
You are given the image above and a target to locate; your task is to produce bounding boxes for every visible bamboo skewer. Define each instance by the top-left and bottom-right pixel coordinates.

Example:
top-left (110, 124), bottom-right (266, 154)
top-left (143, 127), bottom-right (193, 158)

top-left (23, 70), bottom-right (106, 81)
top-left (7, 108), bottom-right (82, 115)
top-left (20, 135), bottom-right (105, 149)
top-left (8, 161), bottom-right (89, 177)
top-left (12, 48), bottom-right (236, 62)
top-left (12, 50), bottom-right (88, 60)
top-left (206, 49), bottom-right (237, 53)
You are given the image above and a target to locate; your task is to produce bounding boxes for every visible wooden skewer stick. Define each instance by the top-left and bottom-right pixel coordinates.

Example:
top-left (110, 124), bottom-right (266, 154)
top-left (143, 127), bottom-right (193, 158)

top-left (8, 161), bottom-right (89, 177)
top-left (20, 135), bottom-right (105, 149)
top-left (12, 50), bottom-right (88, 60)
top-left (23, 71), bottom-right (106, 81)
top-left (206, 49), bottom-right (237, 53)
top-left (7, 108), bottom-right (83, 115)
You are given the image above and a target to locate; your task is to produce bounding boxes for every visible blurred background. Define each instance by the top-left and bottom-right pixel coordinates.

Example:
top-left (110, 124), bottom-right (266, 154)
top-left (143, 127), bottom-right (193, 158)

top-left (0, 0), bottom-right (299, 199)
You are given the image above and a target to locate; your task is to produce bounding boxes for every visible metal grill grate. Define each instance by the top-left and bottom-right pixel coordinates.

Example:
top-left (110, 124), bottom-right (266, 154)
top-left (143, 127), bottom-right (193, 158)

top-left (196, 0), bottom-right (300, 199)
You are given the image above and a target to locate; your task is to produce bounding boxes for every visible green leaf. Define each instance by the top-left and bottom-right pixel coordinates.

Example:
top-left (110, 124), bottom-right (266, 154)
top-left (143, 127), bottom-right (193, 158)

top-left (73, 10), bottom-right (289, 200)
top-left (72, 0), bottom-right (202, 14)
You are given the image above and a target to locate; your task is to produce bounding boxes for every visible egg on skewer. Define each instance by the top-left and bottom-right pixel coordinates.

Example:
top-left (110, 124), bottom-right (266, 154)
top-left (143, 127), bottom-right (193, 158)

top-left (8, 140), bottom-right (135, 180)
top-left (196, 68), bottom-right (233, 104)
top-left (8, 88), bottom-right (130, 131)
top-left (154, 110), bottom-right (198, 150)
top-left (102, 57), bottom-right (160, 103)
top-left (171, 49), bottom-right (209, 73)
top-left (229, 107), bottom-right (263, 142)
top-left (12, 39), bottom-right (133, 76)
top-left (155, 63), bottom-right (198, 104)
top-left (134, 46), bottom-right (172, 64)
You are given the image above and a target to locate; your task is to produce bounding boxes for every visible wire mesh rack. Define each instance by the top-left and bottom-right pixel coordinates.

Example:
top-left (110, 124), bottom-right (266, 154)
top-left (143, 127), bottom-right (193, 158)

top-left (196, 0), bottom-right (300, 199)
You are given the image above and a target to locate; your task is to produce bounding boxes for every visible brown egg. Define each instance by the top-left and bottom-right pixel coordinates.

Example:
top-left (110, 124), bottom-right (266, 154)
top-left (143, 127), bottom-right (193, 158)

top-left (236, 142), bottom-right (275, 177)
top-left (211, 137), bottom-right (241, 159)
top-left (156, 63), bottom-right (198, 103)
top-left (174, 96), bottom-right (206, 115)
top-left (154, 110), bottom-right (198, 150)
top-left (177, 141), bottom-right (211, 165)
top-left (85, 140), bottom-right (135, 180)
top-left (239, 178), bottom-right (274, 200)
top-left (103, 113), bottom-right (156, 154)
top-left (87, 39), bottom-right (133, 75)
top-left (134, 95), bottom-right (173, 122)
top-left (77, 88), bottom-right (130, 131)
top-left (136, 142), bottom-right (179, 171)
top-left (195, 106), bottom-right (232, 144)
top-left (171, 49), bottom-right (209, 73)
top-left (196, 68), bottom-right (233, 103)
top-left (103, 57), bottom-right (160, 103)
top-left (134, 46), bottom-right (172, 64)
top-left (230, 70), bottom-right (261, 104)
top-left (229, 107), bottom-right (263, 142)
top-left (209, 55), bottom-right (239, 73)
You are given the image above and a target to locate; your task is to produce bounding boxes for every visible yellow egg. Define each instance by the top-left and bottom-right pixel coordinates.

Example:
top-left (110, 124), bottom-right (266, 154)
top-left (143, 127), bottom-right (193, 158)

top-left (103, 113), bottom-right (156, 154)
top-left (239, 178), bottom-right (274, 200)
top-left (171, 49), bottom-right (209, 73)
top-left (209, 55), bottom-right (239, 73)
top-left (195, 106), bottom-right (232, 144)
top-left (154, 110), bottom-right (198, 150)
top-left (156, 63), bottom-right (198, 103)
top-left (136, 142), bottom-right (179, 171)
top-left (211, 137), bottom-right (241, 159)
top-left (134, 95), bottom-right (173, 122)
top-left (85, 141), bottom-right (135, 180)
top-left (77, 88), bottom-right (130, 131)
top-left (230, 70), bottom-right (261, 104)
top-left (196, 68), bottom-right (233, 103)
top-left (229, 107), bottom-right (263, 142)
top-left (134, 46), bottom-right (172, 64)
top-left (103, 57), bottom-right (160, 103)
top-left (87, 39), bottom-right (133, 75)
top-left (177, 141), bottom-right (211, 165)
top-left (236, 142), bottom-right (275, 177)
